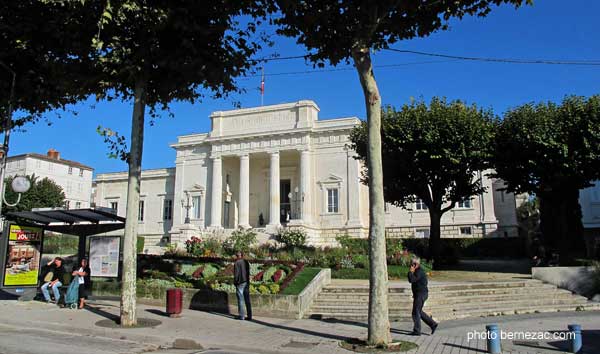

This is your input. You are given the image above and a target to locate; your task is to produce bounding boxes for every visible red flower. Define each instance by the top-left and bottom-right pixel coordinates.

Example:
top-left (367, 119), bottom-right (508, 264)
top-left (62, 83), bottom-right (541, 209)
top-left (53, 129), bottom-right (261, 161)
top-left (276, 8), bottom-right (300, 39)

top-left (253, 271), bottom-right (264, 281)
top-left (272, 269), bottom-right (284, 282)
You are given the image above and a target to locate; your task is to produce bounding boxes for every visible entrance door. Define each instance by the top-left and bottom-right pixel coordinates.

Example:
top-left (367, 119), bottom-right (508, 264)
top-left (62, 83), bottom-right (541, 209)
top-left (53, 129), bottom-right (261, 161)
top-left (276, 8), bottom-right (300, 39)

top-left (223, 201), bottom-right (230, 228)
top-left (280, 179), bottom-right (291, 224)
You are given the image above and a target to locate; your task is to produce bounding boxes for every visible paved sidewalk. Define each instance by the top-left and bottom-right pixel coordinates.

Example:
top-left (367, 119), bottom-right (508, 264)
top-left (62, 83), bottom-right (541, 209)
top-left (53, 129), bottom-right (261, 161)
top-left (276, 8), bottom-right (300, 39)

top-left (0, 296), bottom-right (598, 354)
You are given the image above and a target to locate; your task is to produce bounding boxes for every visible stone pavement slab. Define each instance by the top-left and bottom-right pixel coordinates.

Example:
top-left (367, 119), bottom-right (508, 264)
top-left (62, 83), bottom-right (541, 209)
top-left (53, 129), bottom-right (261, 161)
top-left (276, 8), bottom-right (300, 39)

top-left (0, 297), bottom-right (598, 354)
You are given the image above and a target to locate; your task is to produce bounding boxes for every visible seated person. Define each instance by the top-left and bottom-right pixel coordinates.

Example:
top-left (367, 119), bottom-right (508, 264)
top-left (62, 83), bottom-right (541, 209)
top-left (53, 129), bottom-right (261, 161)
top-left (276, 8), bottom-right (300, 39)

top-left (40, 257), bottom-right (65, 305)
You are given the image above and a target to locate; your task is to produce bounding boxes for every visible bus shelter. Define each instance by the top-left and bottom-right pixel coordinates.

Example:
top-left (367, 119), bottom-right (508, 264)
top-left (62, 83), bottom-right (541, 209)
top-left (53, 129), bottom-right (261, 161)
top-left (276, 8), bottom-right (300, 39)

top-left (0, 208), bottom-right (125, 299)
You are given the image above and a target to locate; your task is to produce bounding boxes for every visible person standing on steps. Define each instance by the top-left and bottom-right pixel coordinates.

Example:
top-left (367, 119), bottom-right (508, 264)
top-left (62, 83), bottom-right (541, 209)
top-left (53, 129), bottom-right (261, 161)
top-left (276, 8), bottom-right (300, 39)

top-left (408, 257), bottom-right (438, 336)
top-left (234, 251), bottom-right (252, 321)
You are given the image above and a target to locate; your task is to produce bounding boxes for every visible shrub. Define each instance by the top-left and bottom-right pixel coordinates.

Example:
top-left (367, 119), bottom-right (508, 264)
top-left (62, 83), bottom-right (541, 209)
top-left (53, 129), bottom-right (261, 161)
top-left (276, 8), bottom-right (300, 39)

top-left (268, 283), bottom-right (280, 294)
top-left (352, 254), bottom-right (369, 269)
top-left (272, 269), bottom-right (286, 283)
top-left (340, 257), bottom-right (355, 269)
top-left (223, 228), bottom-right (257, 255)
top-left (592, 261), bottom-right (600, 296)
top-left (185, 236), bottom-right (204, 256)
top-left (336, 234), bottom-right (368, 254)
top-left (202, 238), bottom-right (223, 257)
top-left (258, 284), bottom-right (270, 294)
top-left (263, 266), bottom-right (278, 282)
top-left (201, 263), bottom-right (220, 278)
top-left (276, 229), bottom-right (307, 248)
top-left (253, 271), bottom-right (264, 281)
top-left (137, 236), bottom-right (145, 254)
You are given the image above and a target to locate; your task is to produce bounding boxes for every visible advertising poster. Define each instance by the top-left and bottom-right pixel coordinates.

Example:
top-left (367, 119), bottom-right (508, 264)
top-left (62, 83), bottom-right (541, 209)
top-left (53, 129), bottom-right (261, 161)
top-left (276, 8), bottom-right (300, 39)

top-left (90, 236), bottom-right (120, 277)
top-left (3, 225), bottom-right (43, 287)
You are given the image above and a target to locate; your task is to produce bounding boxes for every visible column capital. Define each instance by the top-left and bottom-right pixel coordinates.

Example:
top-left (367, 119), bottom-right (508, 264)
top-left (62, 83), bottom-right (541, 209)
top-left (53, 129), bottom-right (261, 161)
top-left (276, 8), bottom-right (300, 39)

top-left (238, 153), bottom-right (249, 159)
top-left (268, 150), bottom-right (280, 156)
top-left (210, 154), bottom-right (222, 160)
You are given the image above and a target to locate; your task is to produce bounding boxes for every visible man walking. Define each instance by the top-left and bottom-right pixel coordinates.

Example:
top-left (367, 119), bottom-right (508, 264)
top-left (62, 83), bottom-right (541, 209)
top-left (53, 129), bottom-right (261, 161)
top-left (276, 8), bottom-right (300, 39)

top-left (41, 257), bottom-right (65, 305)
top-left (234, 251), bottom-right (252, 320)
top-left (408, 257), bottom-right (437, 335)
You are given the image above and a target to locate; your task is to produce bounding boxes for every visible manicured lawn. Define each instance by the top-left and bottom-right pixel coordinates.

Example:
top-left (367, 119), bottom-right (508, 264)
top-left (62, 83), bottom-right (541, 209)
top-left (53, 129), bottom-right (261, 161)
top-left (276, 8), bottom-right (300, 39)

top-left (332, 264), bottom-right (432, 280)
top-left (280, 267), bottom-right (321, 295)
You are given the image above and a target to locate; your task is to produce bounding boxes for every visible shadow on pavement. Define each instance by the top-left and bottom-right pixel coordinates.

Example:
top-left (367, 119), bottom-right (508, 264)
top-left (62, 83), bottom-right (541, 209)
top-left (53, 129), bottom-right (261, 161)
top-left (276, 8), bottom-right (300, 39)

top-left (84, 304), bottom-right (120, 322)
top-left (311, 317), bottom-right (416, 336)
top-left (442, 342), bottom-right (486, 353)
top-left (547, 329), bottom-right (600, 354)
top-left (249, 318), bottom-right (356, 342)
top-left (146, 308), bottom-right (169, 317)
top-left (0, 290), bottom-right (18, 300)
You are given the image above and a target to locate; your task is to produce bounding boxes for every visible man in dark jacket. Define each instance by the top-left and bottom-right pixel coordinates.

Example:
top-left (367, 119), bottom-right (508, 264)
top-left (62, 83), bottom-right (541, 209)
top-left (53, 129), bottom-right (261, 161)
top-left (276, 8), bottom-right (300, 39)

top-left (407, 257), bottom-right (437, 335)
top-left (234, 251), bottom-right (252, 320)
top-left (40, 257), bottom-right (65, 305)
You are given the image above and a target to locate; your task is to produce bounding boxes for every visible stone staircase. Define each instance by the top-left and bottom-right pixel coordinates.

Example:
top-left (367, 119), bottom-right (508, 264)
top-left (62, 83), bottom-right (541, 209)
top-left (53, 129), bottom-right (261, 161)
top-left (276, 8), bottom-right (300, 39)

top-left (304, 279), bottom-right (600, 322)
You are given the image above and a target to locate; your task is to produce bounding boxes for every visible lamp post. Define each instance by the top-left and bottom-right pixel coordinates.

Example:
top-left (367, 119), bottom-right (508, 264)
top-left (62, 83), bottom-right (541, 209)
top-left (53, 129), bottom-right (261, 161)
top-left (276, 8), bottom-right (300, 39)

top-left (181, 191), bottom-right (192, 224)
top-left (0, 61), bottom-right (17, 228)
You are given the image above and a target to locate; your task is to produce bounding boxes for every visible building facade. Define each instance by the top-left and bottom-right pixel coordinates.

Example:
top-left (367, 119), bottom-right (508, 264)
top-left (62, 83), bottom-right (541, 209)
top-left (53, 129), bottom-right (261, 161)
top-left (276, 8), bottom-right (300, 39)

top-left (580, 182), bottom-right (600, 255)
top-left (5, 149), bottom-right (94, 209)
top-left (94, 101), bottom-right (518, 249)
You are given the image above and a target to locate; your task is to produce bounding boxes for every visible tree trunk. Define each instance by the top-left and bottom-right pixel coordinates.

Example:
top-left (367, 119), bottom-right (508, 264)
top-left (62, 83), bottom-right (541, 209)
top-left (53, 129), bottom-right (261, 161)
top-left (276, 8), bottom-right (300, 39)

top-left (352, 47), bottom-right (391, 346)
top-left (120, 77), bottom-right (146, 327)
top-left (428, 209), bottom-right (442, 269)
top-left (539, 187), bottom-right (585, 264)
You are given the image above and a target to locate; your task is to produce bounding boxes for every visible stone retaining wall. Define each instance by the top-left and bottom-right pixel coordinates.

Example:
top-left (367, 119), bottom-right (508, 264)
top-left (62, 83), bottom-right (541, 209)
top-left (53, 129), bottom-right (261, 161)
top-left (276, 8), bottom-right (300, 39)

top-left (92, 269), bottom-right (330, 319)
top-left (532, 266), bottom-right (599, 298)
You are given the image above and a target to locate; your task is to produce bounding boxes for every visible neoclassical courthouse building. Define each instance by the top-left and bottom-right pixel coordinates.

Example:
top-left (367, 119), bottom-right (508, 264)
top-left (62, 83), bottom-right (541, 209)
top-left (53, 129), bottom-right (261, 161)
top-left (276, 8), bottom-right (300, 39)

top-left (94, 100), bottom-right (519, 250)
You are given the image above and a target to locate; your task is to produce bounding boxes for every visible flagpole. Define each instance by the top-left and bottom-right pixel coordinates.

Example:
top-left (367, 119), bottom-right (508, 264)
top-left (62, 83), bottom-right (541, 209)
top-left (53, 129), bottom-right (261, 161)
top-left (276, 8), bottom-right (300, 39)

top-left (260, 66), bottom-right (264, 106)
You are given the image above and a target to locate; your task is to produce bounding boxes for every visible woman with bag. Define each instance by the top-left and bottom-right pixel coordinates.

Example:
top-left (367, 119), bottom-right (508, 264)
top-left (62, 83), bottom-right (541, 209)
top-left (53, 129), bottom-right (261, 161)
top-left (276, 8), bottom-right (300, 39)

top-left (71, 258), bottom-right (91, 309)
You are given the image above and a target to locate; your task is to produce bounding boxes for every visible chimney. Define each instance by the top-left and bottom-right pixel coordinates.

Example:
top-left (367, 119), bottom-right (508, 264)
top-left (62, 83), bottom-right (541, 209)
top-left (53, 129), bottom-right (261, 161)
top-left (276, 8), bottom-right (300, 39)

top-left (47, 149), bottom-right (60, 160)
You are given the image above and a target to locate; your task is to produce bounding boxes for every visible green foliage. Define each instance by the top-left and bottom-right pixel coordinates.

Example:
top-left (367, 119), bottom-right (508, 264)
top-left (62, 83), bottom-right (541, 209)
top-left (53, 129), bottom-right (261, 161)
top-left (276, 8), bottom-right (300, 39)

top-left (494, 95), bottom-right (600, 256)
top-left (223, 229), bottom-right (258, 254)
top-left (137, 236), bottom-right (145, 254)
top-left (350, 98), bottom-right (496, 265)
top-left (3, 175), bottom-right (65, 216)
top-left (276, 228), bottom-right (307, 248)
top-left (262, 266), bottom-right (278, 282)
top-left (42, 234), bottom-right (78, 255)
top-left (280, 268), bottom-right (320, 295)
top-left (592, 262), bottom-right (600, 296)
top-left (201, 264), bottom-right (220, 278)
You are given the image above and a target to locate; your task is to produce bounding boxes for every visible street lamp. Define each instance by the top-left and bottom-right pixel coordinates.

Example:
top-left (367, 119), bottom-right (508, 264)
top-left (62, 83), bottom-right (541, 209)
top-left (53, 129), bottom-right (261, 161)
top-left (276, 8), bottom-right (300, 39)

top-left (181, 191), bottom-right (192, 224)
top-left (4, 176), bottom-right (31, 206)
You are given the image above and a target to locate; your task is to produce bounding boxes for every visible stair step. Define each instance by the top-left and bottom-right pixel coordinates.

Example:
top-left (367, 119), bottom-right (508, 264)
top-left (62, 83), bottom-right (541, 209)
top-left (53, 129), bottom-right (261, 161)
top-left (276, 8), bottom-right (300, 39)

top-left (310, 297), bottom-right (591, 313)
top-left (321, 281), bottom-right (547, 294)
top-left (305, 303), bottom-right (600, 321)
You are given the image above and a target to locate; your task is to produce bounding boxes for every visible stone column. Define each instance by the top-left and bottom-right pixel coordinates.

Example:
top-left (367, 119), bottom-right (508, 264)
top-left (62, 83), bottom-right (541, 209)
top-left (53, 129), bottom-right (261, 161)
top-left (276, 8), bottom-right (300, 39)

top-left (238, 154), bottom-right (250, 228)
top-left (300, 149), bottom-right (312, 224)
top-left (209, 156), bottom-right (222, 228)
top-left (268, 151), bottom-right (280, 228)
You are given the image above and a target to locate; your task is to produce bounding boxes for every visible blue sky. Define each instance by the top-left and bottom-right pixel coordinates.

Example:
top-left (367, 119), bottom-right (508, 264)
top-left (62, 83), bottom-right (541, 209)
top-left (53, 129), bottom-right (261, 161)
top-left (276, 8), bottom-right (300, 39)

top-left (7, 1), bottom-right (600, 175)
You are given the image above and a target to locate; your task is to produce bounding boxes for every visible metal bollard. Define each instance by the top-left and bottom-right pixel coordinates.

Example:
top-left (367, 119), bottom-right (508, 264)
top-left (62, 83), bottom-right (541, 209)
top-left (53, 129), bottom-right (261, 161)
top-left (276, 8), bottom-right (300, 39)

top-left (568, 324), bottom-right (582, 354)
top-left (486, 324), bottom-right (501, 354)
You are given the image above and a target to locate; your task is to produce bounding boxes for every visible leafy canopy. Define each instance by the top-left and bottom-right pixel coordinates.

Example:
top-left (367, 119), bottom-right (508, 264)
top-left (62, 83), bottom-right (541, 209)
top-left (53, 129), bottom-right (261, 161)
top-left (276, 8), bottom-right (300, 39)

top-left (350, 97), bottom-right (496, 211)
top-left (493, 95), bottom-right (600, 194)
top-left (0, 1), bottom-right (99, 130)
top-left (275, 0), bottom-right (531, 65)
top-left (2, 174), bottom-right (66, 216)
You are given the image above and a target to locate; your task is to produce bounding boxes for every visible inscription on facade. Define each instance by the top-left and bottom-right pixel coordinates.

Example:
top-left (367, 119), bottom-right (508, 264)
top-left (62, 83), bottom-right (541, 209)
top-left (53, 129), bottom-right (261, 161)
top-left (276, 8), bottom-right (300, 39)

top-left (222, 109), bottom-right (297, 134)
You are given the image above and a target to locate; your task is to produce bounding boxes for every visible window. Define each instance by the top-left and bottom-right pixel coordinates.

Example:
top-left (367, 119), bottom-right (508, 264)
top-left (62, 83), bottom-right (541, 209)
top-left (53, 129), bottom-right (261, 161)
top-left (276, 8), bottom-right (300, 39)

top-left (327, 188), bottom-right (339, 213)
top-left (192, 196), bottom-right (201, 219)
top-left (79, 169), bottom-right (84, 177)
top-left (36, 160), bottom-right (41, 169)
top-left (48, 163), bottom-right (53, 171)
top-left (68, 166), bottom-right (73, 175)
top-left (110, 201), bottom-right (118, 213)
top-left (66, 182), bottom-right (72, 194)
top-left (138, 200), bottom-right (144, 222)
top-left (415, 199), bottom-right (428, 210)
top-left (75, 202), bottom-right (81, 209)
top-left (460, 227), bottom-right (473, 236)
top-left (500, 192), bottom-right (505, 203)
top-left (64, 201), bottom-right (70, 210)
top-left (163, 199), bottom-right (173, 220)
top-left (415, 228), bottom-right (430, 238)
top-left (77, 183), bottom-right (82, 192)
top-left (457, 199), bottom-right (472, 209)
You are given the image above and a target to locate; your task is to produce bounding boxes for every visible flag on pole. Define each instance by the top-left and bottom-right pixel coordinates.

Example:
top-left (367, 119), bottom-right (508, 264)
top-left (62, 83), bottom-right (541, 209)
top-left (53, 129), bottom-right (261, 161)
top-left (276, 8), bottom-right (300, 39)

top-left (260, 66), bottom-right (265, 106)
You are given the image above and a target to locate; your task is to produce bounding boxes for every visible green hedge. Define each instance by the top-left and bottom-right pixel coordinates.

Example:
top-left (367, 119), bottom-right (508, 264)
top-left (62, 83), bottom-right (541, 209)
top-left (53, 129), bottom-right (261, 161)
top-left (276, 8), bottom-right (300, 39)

top-left (401, 237), bottom-right (528, 260)
top-left (137, 236), bottom-right (145, 254)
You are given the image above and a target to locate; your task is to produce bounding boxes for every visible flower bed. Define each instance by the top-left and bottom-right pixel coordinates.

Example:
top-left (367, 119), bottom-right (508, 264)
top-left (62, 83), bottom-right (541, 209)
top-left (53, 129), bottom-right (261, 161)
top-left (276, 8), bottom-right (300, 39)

top-left (137, 254), bottom-right (305, 295)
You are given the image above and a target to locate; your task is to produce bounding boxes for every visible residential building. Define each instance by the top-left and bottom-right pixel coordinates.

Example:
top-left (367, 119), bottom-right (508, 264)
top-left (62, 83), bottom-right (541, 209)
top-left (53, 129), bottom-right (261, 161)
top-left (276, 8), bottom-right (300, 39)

top-left (5, 149), bottom-right (94, 209)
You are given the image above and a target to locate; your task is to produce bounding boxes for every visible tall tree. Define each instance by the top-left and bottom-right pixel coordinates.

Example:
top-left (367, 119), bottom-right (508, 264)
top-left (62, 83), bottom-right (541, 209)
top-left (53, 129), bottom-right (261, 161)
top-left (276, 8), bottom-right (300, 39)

top-left (91, 0), bottom-right (269, 326)
top-left (0, 1), bottom-right (98, 129)
top-left (274, 0), bottom-right (530, 345)
top-left (493, 95), bottom-right (600, 262)
top-left (350, 98), bottom-right (496, 266)
top-left (2, 175), bottom-right (66, 215)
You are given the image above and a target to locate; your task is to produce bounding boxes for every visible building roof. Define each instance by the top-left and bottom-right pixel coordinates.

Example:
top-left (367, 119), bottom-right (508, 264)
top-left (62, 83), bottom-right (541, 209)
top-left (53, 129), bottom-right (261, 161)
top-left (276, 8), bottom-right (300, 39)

top-left (7, 153), bottom-right (94, 171)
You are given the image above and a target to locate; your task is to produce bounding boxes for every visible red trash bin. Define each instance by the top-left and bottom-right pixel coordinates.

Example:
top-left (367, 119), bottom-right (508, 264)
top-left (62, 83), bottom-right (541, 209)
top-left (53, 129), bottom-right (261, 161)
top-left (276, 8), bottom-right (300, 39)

top-left (166, 288), bottom-right (183, 318)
